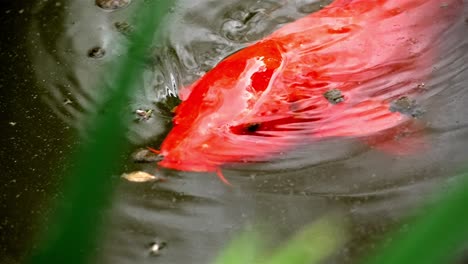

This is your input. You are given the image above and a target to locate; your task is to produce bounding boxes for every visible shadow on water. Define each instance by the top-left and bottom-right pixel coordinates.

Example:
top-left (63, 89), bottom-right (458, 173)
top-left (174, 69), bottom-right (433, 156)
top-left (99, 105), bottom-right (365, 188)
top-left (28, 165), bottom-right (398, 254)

top-left (1, 0), bottom-right (468, 263)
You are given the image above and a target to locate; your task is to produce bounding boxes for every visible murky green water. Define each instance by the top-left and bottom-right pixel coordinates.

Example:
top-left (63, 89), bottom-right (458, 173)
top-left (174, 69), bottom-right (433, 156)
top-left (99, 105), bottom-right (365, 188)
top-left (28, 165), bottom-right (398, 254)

top-left (2, 0), bottom-right (468, 263)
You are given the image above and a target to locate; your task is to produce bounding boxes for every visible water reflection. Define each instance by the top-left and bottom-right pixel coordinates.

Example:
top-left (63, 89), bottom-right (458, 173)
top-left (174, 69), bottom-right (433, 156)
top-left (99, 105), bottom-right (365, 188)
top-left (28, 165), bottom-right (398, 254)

top-left (28, 0), bottom-right (468, 263)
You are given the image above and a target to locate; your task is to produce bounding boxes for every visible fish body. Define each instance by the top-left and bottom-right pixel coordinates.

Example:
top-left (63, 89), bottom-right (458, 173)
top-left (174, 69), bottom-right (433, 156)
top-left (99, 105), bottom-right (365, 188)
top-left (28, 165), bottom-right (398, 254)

top-left (157, 0), bottom-right (462, 173)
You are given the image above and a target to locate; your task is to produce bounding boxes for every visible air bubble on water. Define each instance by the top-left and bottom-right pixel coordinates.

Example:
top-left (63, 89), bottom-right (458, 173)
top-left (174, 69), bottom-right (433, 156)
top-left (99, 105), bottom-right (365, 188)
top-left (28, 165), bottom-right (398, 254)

top-left (148, 240), bottom-right (167, 256)
top-left (87, 46), bottom-right (106, 58)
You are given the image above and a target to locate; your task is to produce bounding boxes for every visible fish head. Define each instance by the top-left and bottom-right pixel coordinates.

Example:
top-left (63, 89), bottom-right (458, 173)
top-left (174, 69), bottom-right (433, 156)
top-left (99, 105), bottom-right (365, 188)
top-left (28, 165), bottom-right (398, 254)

top-left (158, 40), bottom-right (288, 172)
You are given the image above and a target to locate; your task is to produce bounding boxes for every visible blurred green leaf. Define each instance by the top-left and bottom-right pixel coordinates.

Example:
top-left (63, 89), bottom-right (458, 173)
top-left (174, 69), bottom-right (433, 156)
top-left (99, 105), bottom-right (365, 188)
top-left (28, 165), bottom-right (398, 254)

top-left (265, 217), bottom-right (346, 264)
top-left (28, 1), bottom-right (172, 264)
top-left (363, 172), bottom-right (468, 264)
top-left (212, 230), bottom-right (264, 264)
top-left (214, 216), bottom-right (346, 264)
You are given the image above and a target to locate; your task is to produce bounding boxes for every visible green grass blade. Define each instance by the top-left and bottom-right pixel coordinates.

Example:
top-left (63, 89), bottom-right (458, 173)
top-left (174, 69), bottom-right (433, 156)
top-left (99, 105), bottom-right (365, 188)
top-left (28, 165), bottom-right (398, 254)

top-left (363, 172), bottom-right (468, 264)
top-left (214, 217), bottom-right (346, 264)
top-left (212, 230), bottom-right (263, 264)
top-left (264, 217), bottom-right (346, 264)
top-left (28, 2), bottom-right (171, 264)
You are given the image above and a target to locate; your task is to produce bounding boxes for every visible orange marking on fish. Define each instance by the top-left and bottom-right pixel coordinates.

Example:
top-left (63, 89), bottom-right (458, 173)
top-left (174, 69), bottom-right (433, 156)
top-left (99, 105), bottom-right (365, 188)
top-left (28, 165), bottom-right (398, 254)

top-left (156, 0), bottom-right (463, 180)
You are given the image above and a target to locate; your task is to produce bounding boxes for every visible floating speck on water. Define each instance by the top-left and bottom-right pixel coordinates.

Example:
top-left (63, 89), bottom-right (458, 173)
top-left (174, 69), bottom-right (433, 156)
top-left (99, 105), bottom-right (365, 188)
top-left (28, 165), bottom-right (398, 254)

top-left (95, 0), bottom-right (131, 11)
top-left (18, 9), bottom-right (24, 14)
top-left (390, 96), bottom-right (424, 118)
top-left (324, 89), bottom-right (345, 104)
top-left (132, 148), bottom-right (161, 163)
top-left (114, 21), bottom-right (133, 35)
top-left (63, 98), bottom-right (72, 105)
top-left (9, 122), bottom-right (16, 126)
top-left (417, 82), bottom-right (426, 89)
top-left (148, 241), bottom-right (167, 256)
top-left (135, 109), bottom-right (153, 121)
top-left (440, 2), bottom-right (449, 8)
top-left (87, 46), bottom-right (106, 58)
top-left (121, 171), bottom-right (162, 183)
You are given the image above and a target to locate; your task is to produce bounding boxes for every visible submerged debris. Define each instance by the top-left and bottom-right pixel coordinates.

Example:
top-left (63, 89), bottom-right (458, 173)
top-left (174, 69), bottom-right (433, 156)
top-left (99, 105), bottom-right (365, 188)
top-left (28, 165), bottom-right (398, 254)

top-left (87, 46), bottom-right (106, 58)
top-left (121, 171), bottom-right (162, 183)
top-left (95, 0), bottom-right (131, 10)
top-left (135, 109), bottom-right (154, 121)
top-left (114, 21), bottom-right (133, 35)
top-left (323, 89), bottom-right (345, 104)
top-left (390, 96), bottom-right (424, 118)
top-left (131, 148), bottom-right (161, 163)
top-left (63, 98), bottom-right (73, 105)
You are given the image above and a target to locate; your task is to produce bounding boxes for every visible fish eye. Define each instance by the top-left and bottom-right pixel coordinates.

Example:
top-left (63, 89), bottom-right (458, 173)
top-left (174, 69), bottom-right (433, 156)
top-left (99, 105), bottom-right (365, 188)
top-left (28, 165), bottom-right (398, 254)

top-left (245, 123), bottom-right (261, 133)
top-left (230, 122), bottom-right (261, 135)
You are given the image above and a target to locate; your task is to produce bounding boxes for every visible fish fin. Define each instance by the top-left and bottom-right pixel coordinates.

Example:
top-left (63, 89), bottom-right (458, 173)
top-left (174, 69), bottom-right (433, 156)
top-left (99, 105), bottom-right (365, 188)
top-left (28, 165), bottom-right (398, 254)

top-left (216, 168), bottom-right (233, 186)
top-left (147, 147), bottom-right (160, 154)
top-left (364, 121), bottom-right (427, 155)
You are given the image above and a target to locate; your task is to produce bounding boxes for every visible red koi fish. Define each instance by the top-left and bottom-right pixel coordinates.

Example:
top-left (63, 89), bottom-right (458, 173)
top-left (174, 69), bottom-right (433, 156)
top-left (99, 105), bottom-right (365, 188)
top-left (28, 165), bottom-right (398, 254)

top-left (155, 0), bottom-right (462, 181)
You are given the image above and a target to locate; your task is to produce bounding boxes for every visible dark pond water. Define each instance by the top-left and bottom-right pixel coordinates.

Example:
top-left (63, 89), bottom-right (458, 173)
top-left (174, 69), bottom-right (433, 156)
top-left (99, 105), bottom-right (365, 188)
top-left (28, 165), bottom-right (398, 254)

top-left (2, 0), bottom-right (468, 263)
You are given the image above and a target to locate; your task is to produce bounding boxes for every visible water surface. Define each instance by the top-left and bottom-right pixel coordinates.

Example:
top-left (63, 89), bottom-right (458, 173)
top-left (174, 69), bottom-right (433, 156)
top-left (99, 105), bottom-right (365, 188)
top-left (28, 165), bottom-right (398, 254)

top-left (2, 0), bottom-right (468, 263)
